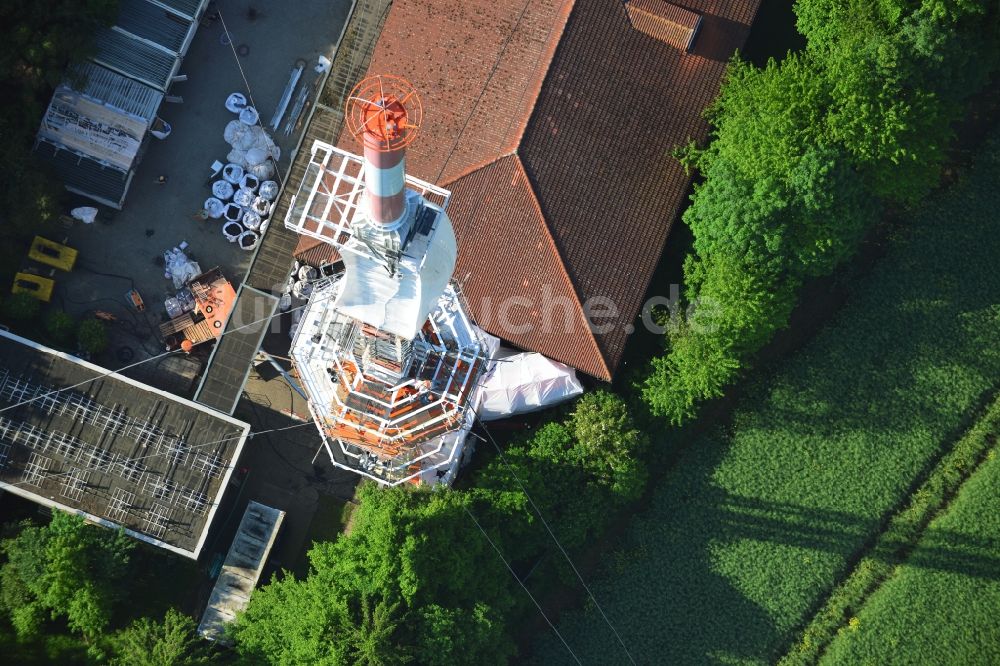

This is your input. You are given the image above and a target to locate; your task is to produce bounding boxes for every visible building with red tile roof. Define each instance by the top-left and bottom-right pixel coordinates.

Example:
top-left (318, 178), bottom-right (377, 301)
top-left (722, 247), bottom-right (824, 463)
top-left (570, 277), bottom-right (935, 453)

top-left (295, 0), bottom-right (761, 380)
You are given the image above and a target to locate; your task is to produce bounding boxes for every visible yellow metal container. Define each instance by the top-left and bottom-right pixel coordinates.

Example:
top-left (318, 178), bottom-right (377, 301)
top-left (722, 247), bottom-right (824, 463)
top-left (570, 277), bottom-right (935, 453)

top-left (12, 273), bottom-right (55, 302)
top-left (28, 236), bottom-right (78, 271)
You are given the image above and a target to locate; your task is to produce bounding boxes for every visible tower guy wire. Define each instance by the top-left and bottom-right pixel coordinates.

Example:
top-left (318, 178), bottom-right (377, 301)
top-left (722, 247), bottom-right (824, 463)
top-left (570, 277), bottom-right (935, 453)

top-left (473, 404), bottom-right (637, 665)
top-left (0, 420), bottom-right (315, 494)
top-left (462, 502), bottom-right (583, 666)
top-left (0, 289), bottom-right (338, 415)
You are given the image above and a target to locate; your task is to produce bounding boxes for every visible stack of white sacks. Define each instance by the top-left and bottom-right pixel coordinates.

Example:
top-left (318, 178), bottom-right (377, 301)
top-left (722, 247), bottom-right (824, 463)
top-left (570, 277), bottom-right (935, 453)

top-left (204, 93), bottom-right (282, 251)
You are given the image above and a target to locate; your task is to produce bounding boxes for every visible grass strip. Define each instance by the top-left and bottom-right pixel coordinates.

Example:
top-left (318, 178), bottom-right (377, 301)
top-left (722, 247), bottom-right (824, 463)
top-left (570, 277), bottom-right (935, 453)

top-left (818, 442), bottom-right (1000, 664)
top-left (780, 394), bottom-right (1000, 665)
top-left (530, 130), bottom-right (1000, 665)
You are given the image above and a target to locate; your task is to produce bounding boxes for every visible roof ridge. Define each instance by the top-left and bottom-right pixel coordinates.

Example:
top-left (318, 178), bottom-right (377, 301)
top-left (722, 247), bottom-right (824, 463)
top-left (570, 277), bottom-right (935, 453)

top-left (433, 0), bottom-right (576, 186)
top-left (506, 0), bottom-right (577, 153)
top-left (509, 154), bottom-right (611, 380)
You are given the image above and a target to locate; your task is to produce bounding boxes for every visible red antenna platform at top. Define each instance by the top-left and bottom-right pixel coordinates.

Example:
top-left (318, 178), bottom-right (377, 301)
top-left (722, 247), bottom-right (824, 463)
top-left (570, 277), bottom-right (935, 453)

top-left (346, 75), bottom-right (423, 152)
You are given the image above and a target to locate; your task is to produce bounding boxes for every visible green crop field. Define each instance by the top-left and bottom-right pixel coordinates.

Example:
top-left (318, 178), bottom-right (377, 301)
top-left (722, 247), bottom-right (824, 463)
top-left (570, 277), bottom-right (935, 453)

top-left (531, 134), bottom-right (1000, 665)
top-left (821, 448), bottom-right (1000, 665)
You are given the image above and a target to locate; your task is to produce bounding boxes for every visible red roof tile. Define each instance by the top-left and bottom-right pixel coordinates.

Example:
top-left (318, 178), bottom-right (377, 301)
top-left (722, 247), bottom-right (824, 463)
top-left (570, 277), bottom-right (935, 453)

top-left (308, 0), bottom-right (761, 380)
top-left (355, 0), bottom-right (574, 185)
top-left (294, 237), bottom-right (340, 267)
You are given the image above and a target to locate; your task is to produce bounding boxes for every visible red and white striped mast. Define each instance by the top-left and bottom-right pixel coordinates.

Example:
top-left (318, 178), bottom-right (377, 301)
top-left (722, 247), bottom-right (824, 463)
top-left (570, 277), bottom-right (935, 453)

top-left (346, 75), bottom-right (423, 230)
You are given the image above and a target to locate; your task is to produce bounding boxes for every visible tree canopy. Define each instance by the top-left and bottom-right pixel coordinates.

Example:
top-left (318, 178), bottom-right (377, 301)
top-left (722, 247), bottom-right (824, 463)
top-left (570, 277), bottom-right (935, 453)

top-left (643, 0), bottom-right (1000, 424)
top-left (108, 608), bottom-right (214, 666)
top-left (0, 0), bottom-right (118, 236)
top-left (233, 391), bottom-right (648, 663)
top-left (0, 511), bottom-right (133, 641)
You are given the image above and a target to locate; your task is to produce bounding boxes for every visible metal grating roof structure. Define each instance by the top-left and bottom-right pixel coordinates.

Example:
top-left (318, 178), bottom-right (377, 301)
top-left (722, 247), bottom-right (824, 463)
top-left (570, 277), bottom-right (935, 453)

top-left (116, 0), bottom-right (194, 53)
top-left (0, 331), bottom-right (250, 559)
top-left (194, 286), bottom-right (279, 414)
top-left (286, 142), bottom-right (450, 247)
top-left (197, 502), bottom-right (285, 642)
top-left (244, 213), bottom-right (302, 292)
top-left (68, 62), bottom-right (164, 123)
top-left (153, 0), bottom-right (205, 20)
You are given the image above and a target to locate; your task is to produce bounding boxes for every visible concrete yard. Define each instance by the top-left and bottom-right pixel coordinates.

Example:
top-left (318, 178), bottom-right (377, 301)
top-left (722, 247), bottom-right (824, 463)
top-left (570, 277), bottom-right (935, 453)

top-left (60, 0), bottom-right (353, 366)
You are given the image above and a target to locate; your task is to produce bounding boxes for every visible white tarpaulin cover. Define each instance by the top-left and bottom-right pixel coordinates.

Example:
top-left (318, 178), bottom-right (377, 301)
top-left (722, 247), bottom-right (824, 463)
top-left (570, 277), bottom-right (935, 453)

top-left (335, 202), bottom-right (457, 340)
top-left (477, 352), bottom-right (584, 421)
top-left (163, 248), bottom-right (202, 290)
top-left (71, 207), bottom-right (99, 224)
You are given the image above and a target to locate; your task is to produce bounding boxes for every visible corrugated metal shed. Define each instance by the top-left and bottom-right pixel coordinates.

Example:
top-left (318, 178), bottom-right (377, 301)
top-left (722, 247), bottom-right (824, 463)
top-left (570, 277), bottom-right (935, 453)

top-left (38, 86), bottom-right (147, 170)
top-left (34, 0), bottom-right (205, 208)
top-left (34, 141), bottom-right (132, 209)
top-left (117, 0), bottom-right (193, 53)
top-left (92, 26), bottom-right (179, 91)
top-left (69, 63), bottom-right (163, 123)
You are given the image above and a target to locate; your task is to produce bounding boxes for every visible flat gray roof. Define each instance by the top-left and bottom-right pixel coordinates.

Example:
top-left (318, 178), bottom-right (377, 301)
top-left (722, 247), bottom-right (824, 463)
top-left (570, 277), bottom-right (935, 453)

top-left (195, 287), bottom-right (279, 414)
top-left (0, 332), bottom-right (250, 558)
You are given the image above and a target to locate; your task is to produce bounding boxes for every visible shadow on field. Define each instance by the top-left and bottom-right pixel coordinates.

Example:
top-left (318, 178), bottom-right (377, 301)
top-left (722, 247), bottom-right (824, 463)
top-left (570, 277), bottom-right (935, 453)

top-left (714, 494), bottom-right (1000, 581)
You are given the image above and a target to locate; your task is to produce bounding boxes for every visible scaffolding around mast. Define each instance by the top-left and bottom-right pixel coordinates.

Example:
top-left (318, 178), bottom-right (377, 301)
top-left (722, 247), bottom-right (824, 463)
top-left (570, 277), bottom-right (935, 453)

top-left (290, 276), bottom-right (491, 485)
top-left (286, 76), bottom-right (493, 486)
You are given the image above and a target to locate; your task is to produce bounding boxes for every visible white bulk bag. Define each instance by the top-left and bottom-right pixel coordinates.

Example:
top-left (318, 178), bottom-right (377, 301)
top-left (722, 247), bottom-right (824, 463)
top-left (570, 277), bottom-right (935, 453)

top-left (258, 181), bottom-right (279, 201)
top-left (203, 197), bottom-right (225, 218)
top-left (212, 180), bottom-right (235, 201)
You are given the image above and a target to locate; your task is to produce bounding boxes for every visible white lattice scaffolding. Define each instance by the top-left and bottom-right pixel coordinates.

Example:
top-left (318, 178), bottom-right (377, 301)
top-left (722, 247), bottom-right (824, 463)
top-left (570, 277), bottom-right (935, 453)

top-left (284, 141), bottom-right (450, 252)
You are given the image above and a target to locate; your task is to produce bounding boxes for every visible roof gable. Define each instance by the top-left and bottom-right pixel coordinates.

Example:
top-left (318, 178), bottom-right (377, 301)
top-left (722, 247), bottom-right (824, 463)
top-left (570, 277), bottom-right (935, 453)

top-left (625, 0), bottom-right (703, 51)
top-left (352, 0), bottom-right (574, 184)
top-left (447, 155), bottom-right (609, 379)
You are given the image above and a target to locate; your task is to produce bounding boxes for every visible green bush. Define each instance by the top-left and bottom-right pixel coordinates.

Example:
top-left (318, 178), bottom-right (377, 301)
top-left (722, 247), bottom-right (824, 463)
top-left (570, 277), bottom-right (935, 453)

top-left (2, 291), bottom-right (40, 321)
top-left (44, 310), bottom-right (76, 344)
top-left (0, 512), bottom-right (134, 642)
top-left (232, 391), bottom-right (648, 663)
top-left (643, 253), bottom-right (797, 424)
top-left (0, 0), bottom-right (120, 240)
top-left (642, 0), bottom-right (1000, 424)
top-left (77, 319), bottom-right (109, 355)
top-left (232, 484), bottom-right (516, 665)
